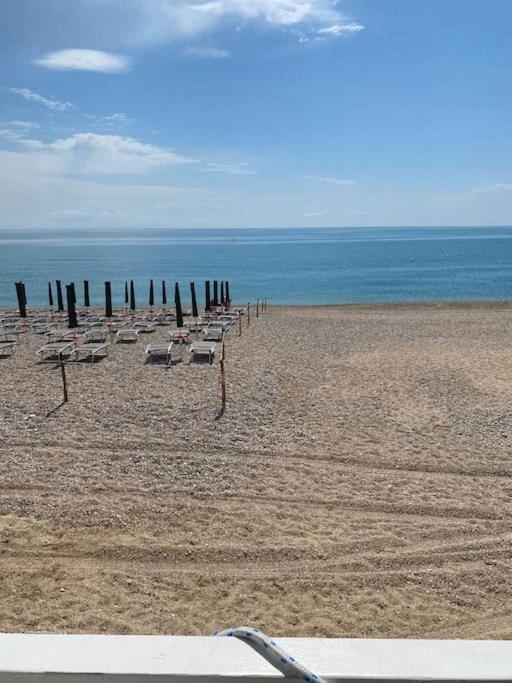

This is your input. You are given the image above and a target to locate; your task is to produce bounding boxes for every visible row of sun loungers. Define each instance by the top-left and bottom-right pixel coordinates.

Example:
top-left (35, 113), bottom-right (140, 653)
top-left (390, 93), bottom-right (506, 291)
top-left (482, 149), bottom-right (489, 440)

top-left (36, 339), bottom-right (217, 365)
top-left (2, 308), bottom-right (239, 365)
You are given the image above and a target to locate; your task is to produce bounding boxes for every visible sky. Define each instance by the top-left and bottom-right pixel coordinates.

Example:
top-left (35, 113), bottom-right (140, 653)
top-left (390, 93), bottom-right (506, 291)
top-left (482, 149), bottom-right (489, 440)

top-left (0, 0), bottom-right (511, 229)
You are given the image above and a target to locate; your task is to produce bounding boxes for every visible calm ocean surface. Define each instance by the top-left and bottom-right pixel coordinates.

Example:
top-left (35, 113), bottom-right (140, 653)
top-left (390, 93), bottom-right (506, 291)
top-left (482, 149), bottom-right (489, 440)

top-left (1, 227), bottom-right (511, 308)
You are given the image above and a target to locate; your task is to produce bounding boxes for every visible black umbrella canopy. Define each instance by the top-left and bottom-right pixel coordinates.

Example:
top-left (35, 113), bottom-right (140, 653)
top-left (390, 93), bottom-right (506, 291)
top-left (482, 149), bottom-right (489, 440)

top-left (48, 282), bottom-right (54, 307)
top-left (56, 280), bottom-right (64, 312)
top-left (124, 281), bottom-right (129, 305)
top-left (205, 280), bottom-right (211, 312)
top-left (162, 280), bottom-right (167, 306)
top-left (105, 281), bottom-right (113, 318)
top-left (66, 283), bottom-right (78, 329)
top-left (129, 280), bottom-right (136, 310)
top-left (84, 280), bottom-right (90, 307)
top-left (175, 282), bottom-right (184, 328)
top-left (15, 282), bottom-right (26, 318)
top-left (213, 280), bottom-right (219, 307)
top-left (190, 281), bottom-right (198, 318)
top-left (149, 279), bottom-right (154, 307)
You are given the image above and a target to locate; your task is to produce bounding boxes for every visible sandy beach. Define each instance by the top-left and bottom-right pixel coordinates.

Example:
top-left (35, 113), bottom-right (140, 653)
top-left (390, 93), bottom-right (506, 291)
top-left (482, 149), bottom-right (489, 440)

top-left (1, 302), bottom-right (512, 638)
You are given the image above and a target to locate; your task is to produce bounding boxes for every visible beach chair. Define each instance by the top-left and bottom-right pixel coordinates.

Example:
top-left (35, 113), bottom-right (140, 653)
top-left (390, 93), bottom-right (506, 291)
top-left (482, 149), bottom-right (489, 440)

top-left (203, 326), bottom-right (223, 341)
top-left (145, 341), bottom-right (173, 365)
top-left (0, 340), bottom-right (15, 357)
top-left (116, 328), bottom-right (139, 343)
top-left (133, 321), bottom-right (156, 333)
top-left (169, 328), bottom-right (190, 344)
top-left (37, 341), bottom-right (75, 363)
top-left (190, 341), bottom-right (216, 364)
top-left (84, 328), bottom-right (109, 343)
top-left (73, 342), bottom-right (108, 363)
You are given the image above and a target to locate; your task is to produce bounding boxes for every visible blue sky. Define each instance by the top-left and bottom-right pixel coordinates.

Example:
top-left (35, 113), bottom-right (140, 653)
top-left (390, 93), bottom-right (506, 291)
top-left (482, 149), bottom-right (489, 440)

top-left (0, 0), bottom-right (511, 228)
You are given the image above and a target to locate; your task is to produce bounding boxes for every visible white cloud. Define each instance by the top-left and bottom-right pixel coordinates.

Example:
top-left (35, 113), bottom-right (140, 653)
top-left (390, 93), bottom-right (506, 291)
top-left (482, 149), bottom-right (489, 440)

top-left (317, 22), bottom-right (364, 36)
top-left (7, 120), bottom-right (40, 129)
top-left (203, 161), bottom-right (256, 175)
top-left (0, 149), bottom-right (220, 228)
top-left (20, 132), bottom-right (198, 175)
top-left (305, 209), bottom-right (328, 217)
top-left (80, 0), bottom-right (363, 46)
top-left (8, 87), bottom-right (72, 111)
top-left (184, 46), bottom-right (231, 58)
top-left (304, 175), bottom-right (355, 186)
top-left (34, 49), bottom-right (130, 74)
top-left (0, 121), bottom-right (40, 141)
top-left (85, 112), bottom-right (134, 126)
top-left (449, 183), bottom-right (512, 201)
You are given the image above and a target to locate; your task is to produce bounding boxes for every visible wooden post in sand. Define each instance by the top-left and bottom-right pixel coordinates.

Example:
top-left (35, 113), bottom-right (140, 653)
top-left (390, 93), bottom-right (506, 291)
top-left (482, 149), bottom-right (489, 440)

top-left (220, 341), bottom-right (226, 411)
top-left (256, 298), bottom-right (259, 317)
top-left (239, 313), bottom-right (242, 337)
top-left (60, 358), bottom-right (68, 403)
top-left (247, 303), bottom-right (250, 326)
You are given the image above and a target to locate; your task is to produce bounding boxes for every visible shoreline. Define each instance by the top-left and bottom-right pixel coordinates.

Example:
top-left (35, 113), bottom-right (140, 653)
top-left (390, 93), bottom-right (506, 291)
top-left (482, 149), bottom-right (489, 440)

top-left (2, 298), bottom-right (512, 313)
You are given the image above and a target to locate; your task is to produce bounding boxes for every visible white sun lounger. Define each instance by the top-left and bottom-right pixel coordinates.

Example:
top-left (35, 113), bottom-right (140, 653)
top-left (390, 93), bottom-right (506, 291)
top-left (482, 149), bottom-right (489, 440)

top-left (169, 328), bottom-right (190, 343)
top-left (0, 341), bottom-right (15, 357)
top-left (203, 326), bottom-right (223, 341)
top-left (73, 342), bottom-right (108, 363)
top-left (38, 341), bottom-right (75, 362)
top-left (84, 328), bottom-right (109, 343)
top-left (46, 329), bottom-right (80, 343)
top-left (145, 341), bottom-right (173, 364)
top-left (190, 341), bottom-right (216, 364)
top-left (116, 328), bottom-right (139, 343)
top-left (133, 322), bottom-right (156, 333)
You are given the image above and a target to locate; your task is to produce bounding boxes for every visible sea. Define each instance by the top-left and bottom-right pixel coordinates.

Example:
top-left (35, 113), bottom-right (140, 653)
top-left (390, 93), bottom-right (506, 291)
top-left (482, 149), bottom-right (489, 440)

top-left (1, 226), bottom-right (512, 308)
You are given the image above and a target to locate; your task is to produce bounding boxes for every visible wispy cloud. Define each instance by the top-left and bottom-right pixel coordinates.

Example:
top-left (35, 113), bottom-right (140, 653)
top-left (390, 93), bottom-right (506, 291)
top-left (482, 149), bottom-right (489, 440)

top-left (304, 175), bottom-right (355, 186)
top-left (42, 1), bottom-right (364, 48)
top-left (203, 161), bottom-right (256, 175)
top-left (21, 133), bottom-right (198, 175)
top-left (0, 120), bottom-right (40, 141)
top-left (317, 22), bottom-right (364, 36)
top-left (305, 209), bottom-right (328, 217)
top-left (34, 49), bottom-right (130, 74)
top-left (8, 87), bottom-right (72, 111)
top-left (449, 182), bottom-right (512, 201)
top-left (85, 112), bottom-right (134, 127)
top-left (184, 46), bottom-right (231, 59)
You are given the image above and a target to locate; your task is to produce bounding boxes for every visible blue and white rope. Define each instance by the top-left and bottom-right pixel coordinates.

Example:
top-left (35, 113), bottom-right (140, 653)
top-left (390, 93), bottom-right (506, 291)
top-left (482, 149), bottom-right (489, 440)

top-left (214, 627), bottom-right (327, 683)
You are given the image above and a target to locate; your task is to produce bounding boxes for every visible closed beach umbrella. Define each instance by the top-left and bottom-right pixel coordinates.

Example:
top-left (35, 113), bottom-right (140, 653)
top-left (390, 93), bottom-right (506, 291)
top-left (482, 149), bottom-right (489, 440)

top-left (220, 281), bottom-right (225, 306)
top-left (190, 282), bottom-right (198, 318)
top-left (66, 283), bottom-right (78, 329)
top-left (129, 280), bottom-right (136, 310)
top-left (56, 280), bottom-right (64, 312)
top-left (84, 280), bottom-right (90, 307)
top-left (105, 281), bottom-right (113, 318)
top-left (149, 279), bottom-right (154, 308)
top-left (15, 282), bottom-right (26, 318)
top-left (48, 282), bottom-right (54, 307)
top-left (175, 282), bottom-right (183, 328)
top-left (162, 280), bottom-right (167, 306)
top-left (213, 280), bottom-right (219, 307)
top-left (225, 281), bottom-right (230, 309)
top-left (205, 280), bottom-right (211, 312)
top-left (124, 281), bottom-right (129, 306)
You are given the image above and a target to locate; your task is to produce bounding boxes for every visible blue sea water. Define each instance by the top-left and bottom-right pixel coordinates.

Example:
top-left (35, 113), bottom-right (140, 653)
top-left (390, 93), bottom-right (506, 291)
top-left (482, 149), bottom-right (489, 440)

top-left (0, 227), bottom-right (511, 308)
